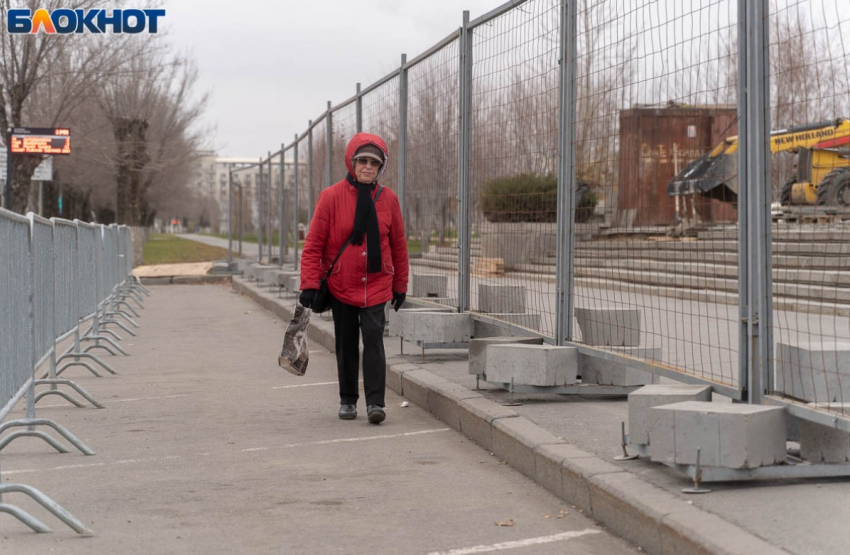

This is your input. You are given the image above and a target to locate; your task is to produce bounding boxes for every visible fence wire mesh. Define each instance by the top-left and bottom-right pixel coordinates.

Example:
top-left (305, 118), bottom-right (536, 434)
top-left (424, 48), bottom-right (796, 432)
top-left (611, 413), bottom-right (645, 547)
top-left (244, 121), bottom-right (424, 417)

top-left (769, 0), bottom-right (850, 415)
top-left (309, 117), bottom-right (329, 222)
top-left (332, 102), bottom-right (358, 180)
top-left (469, 0), bottom-right (560, 334)
top-left (405, 38), bottom-right (460, 307)
top-left (361, 76), bottom-right (400, 192)
top-left (568, 0), bottom-right (741, 388)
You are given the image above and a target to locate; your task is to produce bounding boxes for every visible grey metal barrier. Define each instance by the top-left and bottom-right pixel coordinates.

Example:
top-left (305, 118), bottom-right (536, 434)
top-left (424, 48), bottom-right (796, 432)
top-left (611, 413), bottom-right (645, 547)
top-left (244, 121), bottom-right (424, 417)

top-left (0, 209), bottom-right (91, 534)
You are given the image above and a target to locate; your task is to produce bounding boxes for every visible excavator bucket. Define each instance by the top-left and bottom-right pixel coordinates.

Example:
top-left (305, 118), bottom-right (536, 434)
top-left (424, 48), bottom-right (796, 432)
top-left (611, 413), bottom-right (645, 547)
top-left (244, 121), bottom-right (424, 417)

top-left (667, 151), bottom-right (738, 203)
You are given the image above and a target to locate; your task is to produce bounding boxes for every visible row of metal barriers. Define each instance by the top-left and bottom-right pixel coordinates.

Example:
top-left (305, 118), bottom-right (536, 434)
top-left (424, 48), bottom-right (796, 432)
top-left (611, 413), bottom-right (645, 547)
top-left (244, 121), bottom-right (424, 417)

top-left (0, 207), bottom-right (147, 534)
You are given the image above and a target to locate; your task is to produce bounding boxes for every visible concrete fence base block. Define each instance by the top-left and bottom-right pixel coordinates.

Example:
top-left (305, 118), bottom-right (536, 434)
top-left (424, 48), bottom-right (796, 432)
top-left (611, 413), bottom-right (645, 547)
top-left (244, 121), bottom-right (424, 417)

top-left (775, 341), bottom-right (850, 404)
top-left (627, 384), bottom-right (712, 446)
top-left (468, 336), bottom-right (545, 376)
top-left (575, 307), bottom-right (641, 346)
top-left (411, 273), bottom-right (448, 298)
top-left (478, 284), bottom-right (526, 313)
top-left (286, 276), bottom-right (300, 294)
top-left (580, 346), bottom-right (662, 386)
top-left (649, 401), bottom-right (786, 469)
top-left (388, 307), bottom-right (453, 338)
top-left (275, 271), bottom-right (300, 287)
top-left (485, 344), bottom-right (578, 387)
top-left (800, 414), bottom-right (850, 463)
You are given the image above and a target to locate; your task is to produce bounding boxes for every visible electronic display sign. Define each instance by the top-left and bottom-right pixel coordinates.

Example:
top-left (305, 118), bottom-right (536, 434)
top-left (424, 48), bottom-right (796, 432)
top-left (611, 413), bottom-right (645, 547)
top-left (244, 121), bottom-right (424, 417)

top-left (9, 127), bottom-right (71, 155)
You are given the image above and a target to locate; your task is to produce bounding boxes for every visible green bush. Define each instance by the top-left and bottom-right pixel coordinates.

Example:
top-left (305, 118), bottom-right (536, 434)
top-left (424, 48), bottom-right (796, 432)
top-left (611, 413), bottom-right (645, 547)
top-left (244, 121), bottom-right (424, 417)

top-left (480, 173), bottom-right (597, 223)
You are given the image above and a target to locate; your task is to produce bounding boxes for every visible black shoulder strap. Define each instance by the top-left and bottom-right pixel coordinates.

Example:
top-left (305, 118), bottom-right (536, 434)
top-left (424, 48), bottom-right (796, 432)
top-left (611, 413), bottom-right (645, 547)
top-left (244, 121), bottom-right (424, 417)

top-left (325, 186), bottom-right (383, 278)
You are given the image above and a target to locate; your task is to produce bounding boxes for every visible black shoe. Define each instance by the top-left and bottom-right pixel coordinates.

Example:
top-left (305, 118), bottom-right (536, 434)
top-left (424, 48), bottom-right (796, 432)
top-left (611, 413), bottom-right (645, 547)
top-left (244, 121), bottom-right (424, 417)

top-left (339, 404), bottom-right (357, 420)
top-left (367, 405), bottom-right (386, 424)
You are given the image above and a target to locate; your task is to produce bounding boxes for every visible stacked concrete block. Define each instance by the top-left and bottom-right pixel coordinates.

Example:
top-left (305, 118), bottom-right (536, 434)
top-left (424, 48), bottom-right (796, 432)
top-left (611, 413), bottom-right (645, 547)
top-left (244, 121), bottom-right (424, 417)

top-left (799, 412), bottom-right (850, 463)
top-left (478, 285), bottom-right (526, 313)
top-left (468, 336), bottom-right (544, 376)
top-left (575, 308), bottom-right (640, 347)
top-left (485, 344), bottom-right (578, 387)
top-left (390, 310), bottom-right (471, 344)
top-left (412, 274), bottom-right (448, 298)
top-left (649, 401), bottom-right (786, 469)
top-left (627, 384), bottom-right (712, 446)
top-left (580, 346), bottom-right (662, 386)
top-left (387, 307), bottom-right (453, 338)
top-left (480, 313), bottom-right (542, 330)
top-left (775, 341), bottom-right (850, 404)
top-left (276, 271), bottom-right (300, 288)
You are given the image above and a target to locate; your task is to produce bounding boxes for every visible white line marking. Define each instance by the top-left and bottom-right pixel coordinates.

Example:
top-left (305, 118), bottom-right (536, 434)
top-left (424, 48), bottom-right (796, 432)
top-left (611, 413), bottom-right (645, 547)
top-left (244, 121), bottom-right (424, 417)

top-left (272, 380), bottom-right (361, 390)
top-left (241, 428), bottom-right (451, 452)
top-left (272, 381), bottom-right (338, 390)
top-left (4, 455), bottom-right (182, 476)
top-left (426, 530), bottom-right (602, 555)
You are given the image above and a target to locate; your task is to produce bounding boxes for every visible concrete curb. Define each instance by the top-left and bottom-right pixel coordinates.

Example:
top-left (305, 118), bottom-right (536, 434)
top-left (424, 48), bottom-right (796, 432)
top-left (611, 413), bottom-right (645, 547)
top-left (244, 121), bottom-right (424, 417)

top-left (232, 275), bottom-right (789, 555)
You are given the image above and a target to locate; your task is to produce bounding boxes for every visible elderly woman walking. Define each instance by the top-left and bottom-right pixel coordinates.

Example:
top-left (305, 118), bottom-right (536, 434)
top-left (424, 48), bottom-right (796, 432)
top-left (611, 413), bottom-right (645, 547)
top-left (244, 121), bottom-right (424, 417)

top-left (299, 132), bottom-right (409, 424)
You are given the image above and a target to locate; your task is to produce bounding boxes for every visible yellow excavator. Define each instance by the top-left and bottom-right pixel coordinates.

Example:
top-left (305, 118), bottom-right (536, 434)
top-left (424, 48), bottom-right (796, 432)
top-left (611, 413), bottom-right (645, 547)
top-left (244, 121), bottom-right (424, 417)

top-left (667, 118), bottom-right (850, 206)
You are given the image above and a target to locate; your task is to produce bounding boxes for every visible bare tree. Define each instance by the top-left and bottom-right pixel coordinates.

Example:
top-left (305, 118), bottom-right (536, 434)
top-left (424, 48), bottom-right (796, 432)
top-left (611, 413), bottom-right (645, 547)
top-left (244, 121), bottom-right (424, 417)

top-left (0, 0), bottom-right (141, 213)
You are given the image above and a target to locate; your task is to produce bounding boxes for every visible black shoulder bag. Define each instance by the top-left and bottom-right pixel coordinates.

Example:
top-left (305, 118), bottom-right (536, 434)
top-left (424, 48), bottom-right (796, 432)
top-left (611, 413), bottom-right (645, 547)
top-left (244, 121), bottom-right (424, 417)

top-left (310, 186), bottom-right (383, 313)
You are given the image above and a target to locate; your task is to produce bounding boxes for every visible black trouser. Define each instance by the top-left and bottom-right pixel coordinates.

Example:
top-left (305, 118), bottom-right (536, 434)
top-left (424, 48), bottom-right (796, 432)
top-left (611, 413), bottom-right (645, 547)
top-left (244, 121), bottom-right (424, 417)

top-left (330, 296), bottom-right (387, 407)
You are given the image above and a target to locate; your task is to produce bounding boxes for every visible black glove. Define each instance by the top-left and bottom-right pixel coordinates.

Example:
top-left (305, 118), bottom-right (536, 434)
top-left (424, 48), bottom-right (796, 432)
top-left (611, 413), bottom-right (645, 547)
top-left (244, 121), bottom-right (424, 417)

top-left (299, 289), bottom-right (318, 308)
top-left (391, 292), bottom-right (406, 312)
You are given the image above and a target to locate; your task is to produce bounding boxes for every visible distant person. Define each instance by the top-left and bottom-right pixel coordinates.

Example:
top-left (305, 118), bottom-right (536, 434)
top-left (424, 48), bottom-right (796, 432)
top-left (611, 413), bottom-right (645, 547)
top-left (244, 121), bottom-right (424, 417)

top-left (299, 133), bottom-right (409, 424)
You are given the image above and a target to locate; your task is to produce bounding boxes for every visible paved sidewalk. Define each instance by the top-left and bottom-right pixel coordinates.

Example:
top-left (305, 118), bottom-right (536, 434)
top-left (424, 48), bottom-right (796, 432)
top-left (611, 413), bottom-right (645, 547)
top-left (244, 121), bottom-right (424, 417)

top-left (233, 273), bottom-right (850, 555)
top-left (1, 283), bottom-right (635, 555)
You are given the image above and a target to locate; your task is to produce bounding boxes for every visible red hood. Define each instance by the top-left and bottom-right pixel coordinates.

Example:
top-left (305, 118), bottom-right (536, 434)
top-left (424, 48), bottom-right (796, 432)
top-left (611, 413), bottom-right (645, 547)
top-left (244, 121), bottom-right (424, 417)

top-left (345, 132), bottom-right (388, 182)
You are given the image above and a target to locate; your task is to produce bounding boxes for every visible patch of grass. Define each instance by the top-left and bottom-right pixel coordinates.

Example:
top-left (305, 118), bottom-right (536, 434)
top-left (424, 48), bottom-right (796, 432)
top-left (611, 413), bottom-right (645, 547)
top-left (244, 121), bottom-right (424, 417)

top-left (142, 234), bottom-right (232, 265)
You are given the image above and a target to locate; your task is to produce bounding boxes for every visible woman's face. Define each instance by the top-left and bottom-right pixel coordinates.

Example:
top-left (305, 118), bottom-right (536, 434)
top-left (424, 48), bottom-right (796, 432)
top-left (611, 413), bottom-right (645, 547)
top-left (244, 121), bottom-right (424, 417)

top-left (353, 156), bottom-right (381, 184)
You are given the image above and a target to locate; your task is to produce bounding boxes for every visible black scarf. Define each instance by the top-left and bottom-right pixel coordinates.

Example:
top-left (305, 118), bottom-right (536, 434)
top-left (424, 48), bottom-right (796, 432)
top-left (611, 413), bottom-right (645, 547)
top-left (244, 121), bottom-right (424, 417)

top-left (347, 174), bottom-right (382, 273)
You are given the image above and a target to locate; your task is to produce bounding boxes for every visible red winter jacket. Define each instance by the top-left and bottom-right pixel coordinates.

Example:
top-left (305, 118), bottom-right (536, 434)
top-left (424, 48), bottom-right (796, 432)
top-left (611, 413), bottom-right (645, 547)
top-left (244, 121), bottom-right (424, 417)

top-left (300, 133), bottom-right (409, 308)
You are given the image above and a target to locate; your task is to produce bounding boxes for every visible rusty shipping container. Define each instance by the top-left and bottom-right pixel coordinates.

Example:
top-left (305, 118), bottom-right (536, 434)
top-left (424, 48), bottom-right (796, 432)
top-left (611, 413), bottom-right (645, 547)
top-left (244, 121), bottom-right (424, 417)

top-left (617, 105), bottom-right (738, 227)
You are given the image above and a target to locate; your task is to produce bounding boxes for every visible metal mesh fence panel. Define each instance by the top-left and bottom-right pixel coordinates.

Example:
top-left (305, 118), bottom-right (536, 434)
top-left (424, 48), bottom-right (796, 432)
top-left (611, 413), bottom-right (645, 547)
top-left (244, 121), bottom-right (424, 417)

top-left (0, 210), bottom-right (34, 415)
top-left (76, 222), bottom-right (98, 320)
top-left (296, 135), bottom-right (310, 234)
top-left (570, 0), bottom-right (740, 387)
top-left (310, 116), bottom-right (329, 220)
top-left (769, 0), bottom-right (850, 414)
top-left (332, 102), bottom-right (358, 180)
top-left (361, 76), bottom-right (400, 192)
top-left (405, 38), bottom-right (460, 307)
top-left (103, 225), bottom-right (118, 296)
top-left (31, 215), bottom-right (55, 368)
top-left (469, 0), bottom-right (560, 335)
top-left (53, 218), bottom-right (79, 339)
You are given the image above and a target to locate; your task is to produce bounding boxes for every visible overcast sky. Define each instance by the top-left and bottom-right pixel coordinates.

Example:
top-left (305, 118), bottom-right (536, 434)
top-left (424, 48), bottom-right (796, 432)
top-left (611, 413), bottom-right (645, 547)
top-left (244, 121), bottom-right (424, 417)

top-left (163, 0), bottom-right (500, 158)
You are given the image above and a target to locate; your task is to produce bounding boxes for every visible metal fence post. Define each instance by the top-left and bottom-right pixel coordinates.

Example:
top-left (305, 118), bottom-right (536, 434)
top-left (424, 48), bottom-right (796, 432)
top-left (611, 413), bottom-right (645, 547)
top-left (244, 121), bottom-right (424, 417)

top-left (257, 157), bottom-right (264, 263)
top-left (227, 163), bottom-right (233, 264)
top-left (267, 152), bottom-right (273, 261)
top-left (398, 53), bottom-right (408, 219)
top-left (356, 83), bottom-right (362, 133)
top-left (293, 134), bottom-right (300, 271)
top-left (326, 100), bottom-right (333, 188)
top-left (555, 0), bottom-right (578, 345)
top-left (280, 145), bottom-right (286, 261)
top-left (308, 121), bottom-right (314, 227)
top-left (457, 10), bottom-right (472, 313)
top-left (740, 0), bottom-right (772, 404)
